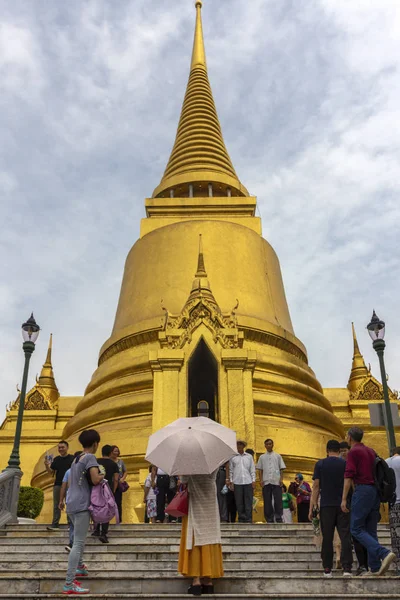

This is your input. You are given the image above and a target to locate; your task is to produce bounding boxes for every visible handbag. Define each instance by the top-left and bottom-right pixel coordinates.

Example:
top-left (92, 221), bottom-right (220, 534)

top-left (166, 488), bottom-right (189, 518)
top-left (119, 480), bottom-right (129, 493)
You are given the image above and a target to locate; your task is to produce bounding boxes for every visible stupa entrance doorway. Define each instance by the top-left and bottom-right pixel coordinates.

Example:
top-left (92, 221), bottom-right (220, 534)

top-left (188, 338), bottom-right (218, 421)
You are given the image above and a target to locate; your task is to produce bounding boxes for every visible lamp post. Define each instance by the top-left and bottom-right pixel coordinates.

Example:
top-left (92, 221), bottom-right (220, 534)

top-left (367, 310), bottom-right (396, 455)
top-left (6, 314), bottom-right (40, 470)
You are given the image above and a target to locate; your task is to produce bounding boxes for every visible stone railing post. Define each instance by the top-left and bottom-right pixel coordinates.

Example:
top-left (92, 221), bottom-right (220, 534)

top-left (0, 468), bottom-right (22, 527)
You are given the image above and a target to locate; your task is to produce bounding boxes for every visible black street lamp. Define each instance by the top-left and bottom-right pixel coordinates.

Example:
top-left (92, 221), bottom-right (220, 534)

top-left (6, 314), bottom-right (40, 470)
top-left (367, 310), bottom-right (396, 455)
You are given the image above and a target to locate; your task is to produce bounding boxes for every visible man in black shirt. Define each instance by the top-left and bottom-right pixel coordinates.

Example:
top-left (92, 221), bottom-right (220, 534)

top-left (93, 445), bottom-right (119, 543)
top-left (45, 440), bottom-right (74, 531)
top-left (309, 439), bottom-right (353, 578)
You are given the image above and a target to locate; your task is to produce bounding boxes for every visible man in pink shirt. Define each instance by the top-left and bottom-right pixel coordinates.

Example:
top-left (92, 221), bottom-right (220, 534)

top-left (341, 427), bottom-right (395, 576)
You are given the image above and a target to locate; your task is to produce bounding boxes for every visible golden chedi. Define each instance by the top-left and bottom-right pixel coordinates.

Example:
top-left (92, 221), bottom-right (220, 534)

top-left (31, 1), bottom-right (343, 522)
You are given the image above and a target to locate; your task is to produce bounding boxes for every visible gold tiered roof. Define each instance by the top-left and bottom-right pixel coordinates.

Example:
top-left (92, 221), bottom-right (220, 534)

top-left (152, 1), bottom-right (249, 198)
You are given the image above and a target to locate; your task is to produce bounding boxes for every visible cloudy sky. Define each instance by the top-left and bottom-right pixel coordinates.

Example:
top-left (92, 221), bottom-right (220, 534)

top-left (1, 0), bottom-right (399, 421)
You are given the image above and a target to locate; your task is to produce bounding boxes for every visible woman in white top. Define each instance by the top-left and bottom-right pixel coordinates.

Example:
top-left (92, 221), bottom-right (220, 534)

top-left (178, 471), bottom-right (223, 596)
top-left (144, 465), bottom-right (158, 523)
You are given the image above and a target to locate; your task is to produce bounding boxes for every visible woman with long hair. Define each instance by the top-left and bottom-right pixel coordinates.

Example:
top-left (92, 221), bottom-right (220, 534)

top-left (144, 465), bottom-right (158, 524)
top-left (110, 445), bottom-right (127, 522)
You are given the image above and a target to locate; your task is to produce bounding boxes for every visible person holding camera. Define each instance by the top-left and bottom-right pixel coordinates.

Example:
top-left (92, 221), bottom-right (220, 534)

top-left (44, 440), bottom-right (74, 531)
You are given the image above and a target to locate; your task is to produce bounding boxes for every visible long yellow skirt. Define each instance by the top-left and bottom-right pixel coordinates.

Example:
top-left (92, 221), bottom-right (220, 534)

top-left (178, 516), bottom-right (224, 578)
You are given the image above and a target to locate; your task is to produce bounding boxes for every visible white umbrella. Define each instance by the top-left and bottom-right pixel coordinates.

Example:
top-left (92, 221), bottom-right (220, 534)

top-left (145, 417), bottom-right (237, 475)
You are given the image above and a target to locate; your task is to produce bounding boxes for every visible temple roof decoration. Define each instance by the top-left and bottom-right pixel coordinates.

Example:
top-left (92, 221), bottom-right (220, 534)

top-left (349, 373), bottom-right (399, 403)
top-left (9, 334), bottom-right (60, 411)
top-left (347, 325), bottom-right (398, 402)
top-left (347, 323), bottom-right (369, 393)
top-left (159, 235), bottom-right (243, 349)
top-left (152, 0), bottom-right (249, 199)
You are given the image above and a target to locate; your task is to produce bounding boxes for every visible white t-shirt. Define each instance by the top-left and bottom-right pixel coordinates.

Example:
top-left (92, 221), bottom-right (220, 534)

top-left (256, 451), bottom-right (286, 486)
top-left (386, 455), bottom-right (400, 503)
top-left (145, 474), bottom-right (158, 501)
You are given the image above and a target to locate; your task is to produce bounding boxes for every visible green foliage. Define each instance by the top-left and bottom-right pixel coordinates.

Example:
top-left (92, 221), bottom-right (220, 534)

top-left (17, 486), bottom-right (44, 519)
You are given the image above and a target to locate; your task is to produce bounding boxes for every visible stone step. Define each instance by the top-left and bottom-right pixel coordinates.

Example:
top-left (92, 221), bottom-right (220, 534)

top-left (0, 561), bottom-right (329, 571)
top-left (0, 542), bottom-right (330, 552)
top-left (0, 531), bottom-right (390, 552)
top-left (2, 524), bottom-right (392, 532)
top-left (0, 532), bottom-right (392, 543)
top-left (4, 523), bottom-right (339, 529)
top-left (0, 532), bottom-right (323, 540)
top-left (0, 593), bottom-right (400, 600)
top-left (0, 574), bottom-right (399, 595)
top-left (1, 530), bottom-right (322, 539)
top-left (0, 524), bottom-right (315, 532)
top-left (0, 550), bottom-right (328, 561)
top-left (0, 569), bottom-right (368, 578)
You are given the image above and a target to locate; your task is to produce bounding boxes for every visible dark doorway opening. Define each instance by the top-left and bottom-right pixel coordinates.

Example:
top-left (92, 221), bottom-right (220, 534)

top-left (188, 338), bottom-right (218, 421)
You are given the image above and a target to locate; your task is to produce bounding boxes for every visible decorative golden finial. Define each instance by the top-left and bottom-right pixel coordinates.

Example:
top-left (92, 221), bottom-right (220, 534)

top-left (348, 322), bottom-right (369, 393)
top-left (195, 234), bottom-right (207, 278)
top-left (191, 0), bottom-right (206, 71)
top-left (45, 332), bottom-right (53, 365)
top-left (351, 322), bottom-right (361, 356)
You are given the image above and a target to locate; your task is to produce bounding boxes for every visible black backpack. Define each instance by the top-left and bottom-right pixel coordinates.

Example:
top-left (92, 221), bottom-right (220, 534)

top-left (374, 455), bottom-right (396, 504)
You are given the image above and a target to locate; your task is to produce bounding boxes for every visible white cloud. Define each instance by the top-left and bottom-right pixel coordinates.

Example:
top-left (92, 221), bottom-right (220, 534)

top-left (1, 0), bottom-right (399, 422)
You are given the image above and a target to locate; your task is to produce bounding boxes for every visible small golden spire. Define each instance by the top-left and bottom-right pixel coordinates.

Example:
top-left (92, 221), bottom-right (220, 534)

top-left (188, 234), bottom-right (218, 308)
top-left (348, 322), bottom-right (369, 393)
top-left (195, 234), bottom-right (207, 278)
top-left (38, 334), bottom-right (59, 395)
top-left (152, 0), bottom-right (248, 199)
top-left (191, 1), bottom-right (206, 71)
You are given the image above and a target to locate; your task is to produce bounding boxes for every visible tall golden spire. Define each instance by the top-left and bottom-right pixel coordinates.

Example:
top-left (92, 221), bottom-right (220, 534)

top-left (38, 334), bottom-right (59, 394)
top-left (152, 1), bottom-right (249, 199)
top-left (347, 323), bottom-right (369, 393)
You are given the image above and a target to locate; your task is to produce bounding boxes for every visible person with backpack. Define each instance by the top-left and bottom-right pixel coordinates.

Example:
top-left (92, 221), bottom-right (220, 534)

top-left (386, 446), bottom-right (400, 568)
top-left (92, 445), bottom-right (120, 543)
top-left (62, 429), bottom-right (104, 596)
top-left (341, 426), bottom-right (396, 576)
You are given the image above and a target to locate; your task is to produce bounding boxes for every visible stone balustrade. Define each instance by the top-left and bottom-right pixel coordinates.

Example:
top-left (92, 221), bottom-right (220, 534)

top-left (0, 468), bottom-right (22, 527)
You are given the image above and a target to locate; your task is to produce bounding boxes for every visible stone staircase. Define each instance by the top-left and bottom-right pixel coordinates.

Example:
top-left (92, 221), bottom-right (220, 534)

top-left (0, 523), bottom-right (398, 599)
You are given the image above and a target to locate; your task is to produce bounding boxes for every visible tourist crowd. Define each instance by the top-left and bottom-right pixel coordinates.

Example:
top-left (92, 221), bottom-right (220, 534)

top-left (44, 426), bottom-right (400, 595)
